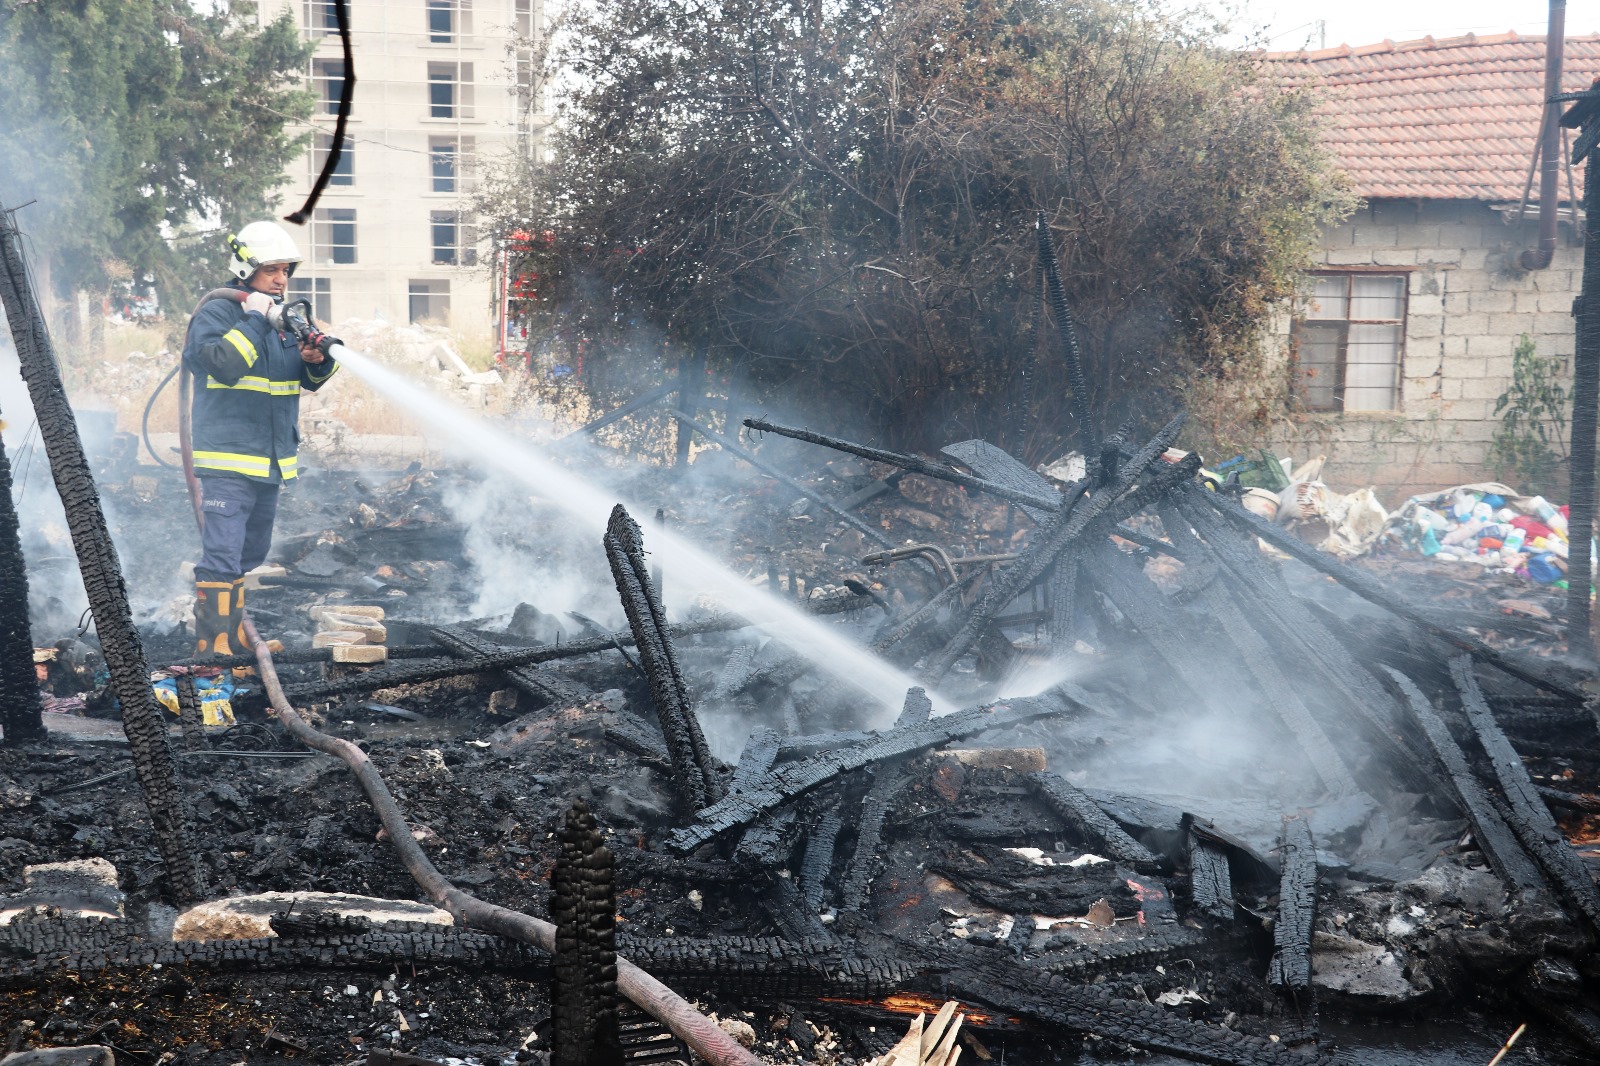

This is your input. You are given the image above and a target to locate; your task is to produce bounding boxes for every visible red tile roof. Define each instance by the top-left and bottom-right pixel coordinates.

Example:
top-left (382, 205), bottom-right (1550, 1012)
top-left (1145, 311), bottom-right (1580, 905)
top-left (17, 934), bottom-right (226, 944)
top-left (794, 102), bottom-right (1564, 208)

top-left (1265, 32), bottom-right (1598, 201)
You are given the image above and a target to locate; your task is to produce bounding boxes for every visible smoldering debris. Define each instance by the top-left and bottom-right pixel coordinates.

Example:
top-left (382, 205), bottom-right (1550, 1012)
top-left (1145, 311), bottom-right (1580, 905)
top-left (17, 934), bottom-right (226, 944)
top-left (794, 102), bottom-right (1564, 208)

top-left (2, 419), bottom-right (1600, 1065)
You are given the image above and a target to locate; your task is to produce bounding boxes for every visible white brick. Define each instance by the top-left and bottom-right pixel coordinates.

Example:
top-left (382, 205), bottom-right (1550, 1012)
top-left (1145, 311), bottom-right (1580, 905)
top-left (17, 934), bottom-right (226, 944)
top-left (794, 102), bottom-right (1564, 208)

top-left (1460, 249), bottom-right (1490, 269)
top-left (1326, 248), bottom-right (1375, 266)
top-left (1513, 290), bottom-right (1543, 313)
top-left (1414, 247), bottom-right (1463, 266)
top-left (1437, 225), bottom-right (1484, 249)
top-left (1536, 312), bottom-right (1575, 334)
top-left (1462, 377), bottom-right (1507, 401)
top-left (1467, 334), bottom-right (1517, 357)
top-left (1407, 314), bottom-right (1443, 337)
top-left (1442, 335), bottom-right (1469, 356)
top-left (1408, 294), bottom-right (1443, 316)
top-left (1352, 225), bottom-right (1399, 248)
top-left (1539, 291), bottom-right (1576, 314)
top-left (1444, 312), bottom-right (1489, 335)
top-left (1469, 290), bottom-right (1515, 313)
top-left (1374, 249), bottom-right (1419, 266)
top-left (1532, 268), bottom-right (1573, 291)
top-left (1394, 224), bottom-right (1441, 247)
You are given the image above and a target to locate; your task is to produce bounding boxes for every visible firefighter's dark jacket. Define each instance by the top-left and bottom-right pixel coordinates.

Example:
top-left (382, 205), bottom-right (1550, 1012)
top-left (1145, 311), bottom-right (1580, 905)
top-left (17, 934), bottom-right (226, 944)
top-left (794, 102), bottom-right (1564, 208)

top-left (182, 281), bottom-right (338, 482)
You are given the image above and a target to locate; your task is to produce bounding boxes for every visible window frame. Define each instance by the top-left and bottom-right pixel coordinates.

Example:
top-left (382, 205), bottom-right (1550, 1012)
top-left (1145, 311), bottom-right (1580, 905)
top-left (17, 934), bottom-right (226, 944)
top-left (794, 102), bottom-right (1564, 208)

top-left (287, 276), bottom-right (333, 323)
top-left (313, 132), bottom-right (354, 188)
top-left (1290, 269), bottom-right (1410, 414)
top-left (312, 58), bottom-right (346, 117)
top-left (429, 138), bottom-right (457, 192)
top-left (426, 61), bottom-right (474, 120)
top-left (312, 208), bottom-right (358, 266)
top-left (303, 0), bottom-right (340, 36)
top-left (427, 0), bottom-right (455, 43)
top-left (409, 279), bottom-right (451, 325)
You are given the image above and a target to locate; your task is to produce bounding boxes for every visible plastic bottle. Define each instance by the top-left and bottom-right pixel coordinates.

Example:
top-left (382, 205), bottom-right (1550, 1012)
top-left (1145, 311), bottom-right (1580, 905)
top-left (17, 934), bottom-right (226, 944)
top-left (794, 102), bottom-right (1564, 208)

top-left (1504, 527), bottom-right (1526, 553)
top-left (1471, 502), bottom-right (1495, 522)
top-left (1420, 528), bottom-right (1442, 556)
top-left (1531, 496), bottom-right (1568, 535)
top-left (1452, 491), bottom-right (1478, 520)
top-left (1527, 554), bottom-right (1564, 584)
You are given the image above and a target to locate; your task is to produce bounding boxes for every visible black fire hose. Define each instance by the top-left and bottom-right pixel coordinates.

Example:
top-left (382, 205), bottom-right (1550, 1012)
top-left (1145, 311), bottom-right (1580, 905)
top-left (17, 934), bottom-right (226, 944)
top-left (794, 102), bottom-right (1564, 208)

top-left (141, 363), bottom-right (181, 468)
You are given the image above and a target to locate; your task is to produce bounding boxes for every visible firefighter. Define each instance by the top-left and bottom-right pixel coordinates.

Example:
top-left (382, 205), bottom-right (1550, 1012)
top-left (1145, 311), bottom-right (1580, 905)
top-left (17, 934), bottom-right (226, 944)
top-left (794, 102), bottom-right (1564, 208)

top-left (184, 221), bottom-right (339, 657)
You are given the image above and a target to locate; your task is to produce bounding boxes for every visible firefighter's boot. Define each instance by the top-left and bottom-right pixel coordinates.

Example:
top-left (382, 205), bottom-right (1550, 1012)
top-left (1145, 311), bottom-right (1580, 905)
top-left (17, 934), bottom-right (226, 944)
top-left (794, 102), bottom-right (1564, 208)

top-left (231, 577), bottom-right (249, 653)
top-left (194, 580), bottom-right (235, 659)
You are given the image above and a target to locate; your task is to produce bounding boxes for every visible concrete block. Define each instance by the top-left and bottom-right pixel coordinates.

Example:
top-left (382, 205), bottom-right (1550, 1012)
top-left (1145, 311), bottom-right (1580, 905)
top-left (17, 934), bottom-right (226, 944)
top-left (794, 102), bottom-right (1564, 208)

top-left (1440, 378), bottom-right (1464, 400)
top-left (1466, 335), bottom-right (1516, 358)
top-left (941, 747), bottom-right (1049, 771)
top-left (1441, 335), bottom-right (1469, 356)
top-left (0, 858), bottom-right (123, 925)
top-left (1459, 249), bottom-right (1490, 269)
top-left (1393, 224), bottom-right (1441, 248)
top-left (1462, 377), bottom-right (1508, 401)
top-left (309, 604), bottom-right (386, 622)
top-left (1512, 290), bottom-right (1542, 314)
top-left (1532, 268), bottom-right (1573, 292)
top-left (1352, 225), bottom-right (1399, 248)
top-left (1373, 249), bottom-right (1417, 266)
top-left (313, 629), bottom-right (367, 648)
top-left (1407, 294), bottom-right (1443, 316)
top-left (1443, 313), bottom-right (1488, 336)
top-left (1370, 201), bottom-right (1420, 226)
top-left (1, 1048), bottom-right (115, 1066)
top-left (173, 891), bottom-right (453, 941)
top-left (1468, 289), bottom-right (1515, 314)
top-left (1437, 225), bottom-right (1483, 249)
top-left (1414, 247), bottom-right (1462, 266)
top-left (1326, 248), bottom-right (1375, 266)
top-left (1538, 291), bottom-right (1578, 314)
top-left (1407, 314), bottom-right (1443, 337)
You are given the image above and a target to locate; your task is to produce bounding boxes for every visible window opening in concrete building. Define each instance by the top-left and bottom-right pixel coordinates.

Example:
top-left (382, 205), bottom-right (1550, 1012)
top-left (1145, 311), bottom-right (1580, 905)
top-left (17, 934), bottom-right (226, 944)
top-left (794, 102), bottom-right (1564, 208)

top-left (428, 62), bottom-right (473, 119)
top-left (432, 212), bottom-right (461, 265)
top-left (430, 138), bottom-right (458, 192)
top-left (1293, 272), bottom-right (1406, 413)
top-left (304, 0), bottom-right (340, 35)
top-left (288, 276), bottom-right (332, 323)
top-left (313, 58), bottom-right (346, 117)
top-left (314, 133), bottom-right (354, 187)
top-left (515, 0), bottom-right (534, 37)
top-left (427, 0), bottom-right (455, 43)
top-left (303, 0), bottom-right (337, 34)
top-left (313, 208), bottom-right (357, 266)
top-left (410, 280), bottom-right (451, 324)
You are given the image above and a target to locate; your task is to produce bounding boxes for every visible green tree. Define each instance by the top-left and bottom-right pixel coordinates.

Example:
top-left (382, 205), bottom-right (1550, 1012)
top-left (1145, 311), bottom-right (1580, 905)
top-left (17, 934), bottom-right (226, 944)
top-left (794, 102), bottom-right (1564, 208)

top-left (482, 0), bottom-right (1349, 457)
top-left (0, 0), bottom-right (312, 320)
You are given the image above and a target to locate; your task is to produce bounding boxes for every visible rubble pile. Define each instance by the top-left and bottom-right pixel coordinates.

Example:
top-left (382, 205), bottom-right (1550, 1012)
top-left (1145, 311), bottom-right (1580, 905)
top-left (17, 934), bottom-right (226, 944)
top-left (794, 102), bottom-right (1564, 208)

top-left (2, 410), bottom-right (1599, 1066)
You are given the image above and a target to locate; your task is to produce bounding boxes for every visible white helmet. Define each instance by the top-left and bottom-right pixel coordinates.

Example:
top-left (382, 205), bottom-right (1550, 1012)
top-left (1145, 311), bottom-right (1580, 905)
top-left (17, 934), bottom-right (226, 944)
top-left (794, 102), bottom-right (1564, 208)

top-left (227, 221), bottom-right (303, 280)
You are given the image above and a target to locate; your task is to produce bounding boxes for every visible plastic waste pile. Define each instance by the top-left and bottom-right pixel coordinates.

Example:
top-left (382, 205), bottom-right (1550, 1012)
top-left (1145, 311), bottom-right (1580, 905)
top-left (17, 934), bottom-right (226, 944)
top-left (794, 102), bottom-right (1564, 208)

top-left (1383, 482), bottom-right (1595, 590)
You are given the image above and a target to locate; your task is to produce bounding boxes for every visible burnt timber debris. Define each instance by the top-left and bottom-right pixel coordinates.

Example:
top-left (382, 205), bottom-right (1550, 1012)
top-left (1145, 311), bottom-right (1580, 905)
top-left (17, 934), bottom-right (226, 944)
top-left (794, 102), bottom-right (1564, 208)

top-left (0, 213), bottom-right (1597, 1066)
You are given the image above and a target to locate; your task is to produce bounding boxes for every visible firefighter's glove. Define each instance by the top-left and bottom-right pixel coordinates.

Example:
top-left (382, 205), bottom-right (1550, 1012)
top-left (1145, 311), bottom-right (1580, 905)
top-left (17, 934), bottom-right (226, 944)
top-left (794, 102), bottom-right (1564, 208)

top-left (242, 291), bottom-right (273, 316)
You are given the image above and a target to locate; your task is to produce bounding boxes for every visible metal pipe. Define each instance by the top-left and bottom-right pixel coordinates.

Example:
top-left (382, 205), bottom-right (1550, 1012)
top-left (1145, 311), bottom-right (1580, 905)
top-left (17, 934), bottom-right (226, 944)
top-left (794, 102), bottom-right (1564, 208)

top-left (1520, 0), bottom-right (1567, 271)
top-left (242, 615), bottom-right (764, 1066)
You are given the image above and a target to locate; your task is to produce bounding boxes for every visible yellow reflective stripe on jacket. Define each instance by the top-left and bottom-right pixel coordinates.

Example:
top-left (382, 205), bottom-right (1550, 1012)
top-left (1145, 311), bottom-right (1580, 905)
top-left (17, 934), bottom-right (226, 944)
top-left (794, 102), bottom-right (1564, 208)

top-left (222, 329), bottom-right (258, 368)
top-left (306, 360), bottom-right (339, 384)
top-left (206, 375), bottom-right (301, 396)
top-left (192, 451), bottom-right (273, 476)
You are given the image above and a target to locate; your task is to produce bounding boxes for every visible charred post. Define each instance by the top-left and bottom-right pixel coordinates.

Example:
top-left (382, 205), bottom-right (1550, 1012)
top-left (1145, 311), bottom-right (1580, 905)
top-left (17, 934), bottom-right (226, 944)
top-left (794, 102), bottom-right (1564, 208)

top-left (0, 204), bottom-right (204, 901)
top-left (1562, 83), bottom-right (1600, 656)
top-left (0, 392), bottom-right (42, 744)
top-left (603, 504), bottom-right (723, 811)
top-left (551, 798), bottom-right (624, 1066)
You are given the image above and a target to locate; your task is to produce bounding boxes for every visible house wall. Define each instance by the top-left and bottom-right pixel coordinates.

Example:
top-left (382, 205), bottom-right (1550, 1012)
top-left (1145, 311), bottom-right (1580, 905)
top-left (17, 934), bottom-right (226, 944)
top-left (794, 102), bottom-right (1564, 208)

top-left (1268, 198), bottom-right (1581, 499)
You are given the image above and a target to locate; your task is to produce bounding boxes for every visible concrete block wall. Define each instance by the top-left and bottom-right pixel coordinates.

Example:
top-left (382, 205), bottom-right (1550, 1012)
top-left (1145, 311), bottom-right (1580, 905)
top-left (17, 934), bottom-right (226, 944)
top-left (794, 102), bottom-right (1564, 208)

top-left (1268, 199), bottom-right (1581, 500)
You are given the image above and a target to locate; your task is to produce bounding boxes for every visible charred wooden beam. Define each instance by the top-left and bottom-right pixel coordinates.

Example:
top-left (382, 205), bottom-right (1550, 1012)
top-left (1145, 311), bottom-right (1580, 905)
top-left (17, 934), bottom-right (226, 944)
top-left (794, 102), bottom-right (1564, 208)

top-left (1172, 487), bottom-right (1427, 784)
top-left (921, 416), bottom-right (1188, 683)
top-left (1267, 817), bottom-right (1317, 991)
top-left (671, 409), bottom-right (893, 549)
top-left (616, 934), bottom-right (917, 998)
top-left (1036, 212), bottom-right (1096, 447)
top-left (604, 505), bottom-right (723, 812)
top-left (797, 803), bottom-right (844, 912)
top-left (0, 203), bottom-right (203, 901)
top-left (175, 674), bottom-right (208, 753)
top-left (279, 615), bottom-right (747, 702)
top-left (743, 418), bottom-right (1063, 513)
top-left (432, 625), bottom-right (587, 707)
top-left (551, 798), bottom-right (624, 1066)
top-left (668, 692), bottom-right (1081, 852)
top-left (1187, 831), bottom-right (1236, 922)
top-left (1022, 771), bottom-right (1160, 871)
top-left (838, 764), bottom-right (913, 915)
top-left (728, 728), bottom-right (782, 795)
top-left (712, 644), bottom-right (755, 700)
top-left (1155, 500), bottom-right (1358, 797)
top-left (1451, 655), bottom-right (1600, 933)
top-left (0, 393), bottom-right (41, 745)
top-left (1384, 668), bottom-right (1551, 896)
top-left (1204, 488), bottom-right (1584, 701)
top-left (952, 958), bottom-right (1311, 1066)
top-left (898, 686), bottom-right (933, 726)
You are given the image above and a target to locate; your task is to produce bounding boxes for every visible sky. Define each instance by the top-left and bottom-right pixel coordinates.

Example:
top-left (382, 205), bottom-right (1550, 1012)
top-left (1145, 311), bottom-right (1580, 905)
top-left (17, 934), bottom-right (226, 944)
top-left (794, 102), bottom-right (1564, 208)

top-left (1220, 0), bottom-right (1598, 51)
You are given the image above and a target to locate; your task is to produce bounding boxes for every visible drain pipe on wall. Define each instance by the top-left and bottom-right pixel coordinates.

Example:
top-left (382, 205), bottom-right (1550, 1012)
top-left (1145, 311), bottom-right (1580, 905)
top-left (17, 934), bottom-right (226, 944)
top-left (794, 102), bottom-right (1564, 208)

top-left (1520, 0), bottom-right (1567, 271)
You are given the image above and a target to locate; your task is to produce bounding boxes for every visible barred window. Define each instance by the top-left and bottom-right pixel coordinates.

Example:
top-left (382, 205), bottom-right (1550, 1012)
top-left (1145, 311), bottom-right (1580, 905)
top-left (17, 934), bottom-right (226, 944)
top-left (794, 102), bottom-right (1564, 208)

top-left (1292, 273), bottom-right (1406, 412)
top-left (409, 280), bottom-right (450, 324)
top-left (313, 133), bottom-right (353, 187)
top-left (287, 276), bottom-right (332, 323)
top-left (313, 58), bottom-right (346, 117)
